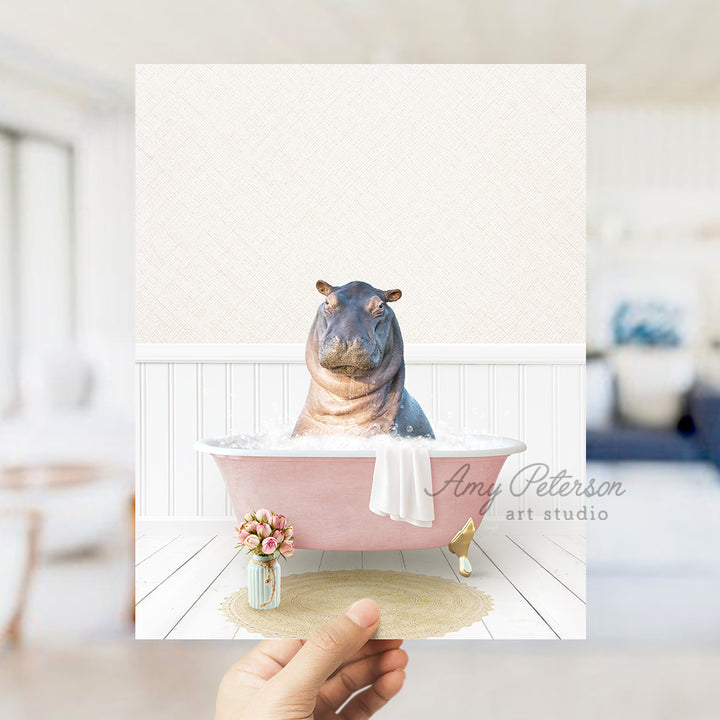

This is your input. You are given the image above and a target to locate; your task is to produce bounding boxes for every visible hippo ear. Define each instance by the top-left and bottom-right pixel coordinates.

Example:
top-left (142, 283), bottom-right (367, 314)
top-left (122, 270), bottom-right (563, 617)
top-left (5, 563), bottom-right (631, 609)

top-left (382, 288), bottom-right (402, 303)
top-left (316, 280), bottom-right (337, 297)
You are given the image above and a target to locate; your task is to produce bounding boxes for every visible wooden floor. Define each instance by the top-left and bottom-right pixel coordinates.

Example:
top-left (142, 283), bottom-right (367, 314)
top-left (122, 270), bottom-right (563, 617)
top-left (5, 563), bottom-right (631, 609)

top-left (135, 533), bottom-right (586, 640)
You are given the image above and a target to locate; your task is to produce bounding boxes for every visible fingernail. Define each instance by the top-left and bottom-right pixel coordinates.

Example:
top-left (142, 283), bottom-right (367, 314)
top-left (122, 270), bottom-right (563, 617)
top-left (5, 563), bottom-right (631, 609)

top-left (344, 598), bottom-right (379, 628)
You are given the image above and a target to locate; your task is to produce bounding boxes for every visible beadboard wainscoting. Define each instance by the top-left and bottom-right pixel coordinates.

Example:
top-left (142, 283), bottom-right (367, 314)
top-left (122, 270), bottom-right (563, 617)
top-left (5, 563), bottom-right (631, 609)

top-left (136, 344), bottom-right (585, 535)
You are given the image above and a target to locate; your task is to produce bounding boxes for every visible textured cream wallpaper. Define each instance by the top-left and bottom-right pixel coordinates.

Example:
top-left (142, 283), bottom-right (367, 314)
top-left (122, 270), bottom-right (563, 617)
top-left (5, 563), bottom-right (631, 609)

top-left (136, 64), bottom-right (585, 344)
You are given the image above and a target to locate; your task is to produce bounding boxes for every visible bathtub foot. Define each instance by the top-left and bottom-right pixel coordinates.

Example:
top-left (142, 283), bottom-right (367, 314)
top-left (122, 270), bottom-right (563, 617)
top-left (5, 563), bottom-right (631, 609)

top-left (448, 517), bottom-right (476, 578)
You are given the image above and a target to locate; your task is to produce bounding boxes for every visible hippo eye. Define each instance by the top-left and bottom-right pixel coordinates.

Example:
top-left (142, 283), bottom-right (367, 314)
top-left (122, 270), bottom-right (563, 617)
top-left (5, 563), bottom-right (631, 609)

top-left (373, 303), bottom-right (384, 317)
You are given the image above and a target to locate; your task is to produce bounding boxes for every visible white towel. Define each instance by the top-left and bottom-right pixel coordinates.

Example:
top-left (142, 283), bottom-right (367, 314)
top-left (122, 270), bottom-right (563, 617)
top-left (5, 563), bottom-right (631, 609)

top-left (369, 445), bottom-right (435, 527)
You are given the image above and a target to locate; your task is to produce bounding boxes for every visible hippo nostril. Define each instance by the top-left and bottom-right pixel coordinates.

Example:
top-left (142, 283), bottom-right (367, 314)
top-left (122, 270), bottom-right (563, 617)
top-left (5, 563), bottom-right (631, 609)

top-left (329, 337), bottom-right (370, 352)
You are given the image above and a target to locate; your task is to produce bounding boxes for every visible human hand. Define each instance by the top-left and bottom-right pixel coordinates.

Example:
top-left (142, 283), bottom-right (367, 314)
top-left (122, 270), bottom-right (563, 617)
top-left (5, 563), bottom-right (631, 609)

top-left (216, 598), bottom-right (407, 719)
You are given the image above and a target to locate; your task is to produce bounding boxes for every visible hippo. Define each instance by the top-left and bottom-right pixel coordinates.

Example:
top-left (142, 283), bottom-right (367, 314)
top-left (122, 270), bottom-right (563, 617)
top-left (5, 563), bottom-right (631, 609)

top-left (292, 280), bottom-right (434, 438)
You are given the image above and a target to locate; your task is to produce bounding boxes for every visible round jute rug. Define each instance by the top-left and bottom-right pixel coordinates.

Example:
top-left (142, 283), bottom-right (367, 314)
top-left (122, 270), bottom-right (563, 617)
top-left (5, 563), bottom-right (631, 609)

top-left (220, 569), bottom-right (493, 639)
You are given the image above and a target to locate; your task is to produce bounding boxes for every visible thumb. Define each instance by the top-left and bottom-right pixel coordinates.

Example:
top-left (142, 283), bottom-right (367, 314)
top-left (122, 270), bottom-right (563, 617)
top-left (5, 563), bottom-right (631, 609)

top-left (271, 598), bottom-right (380, 696)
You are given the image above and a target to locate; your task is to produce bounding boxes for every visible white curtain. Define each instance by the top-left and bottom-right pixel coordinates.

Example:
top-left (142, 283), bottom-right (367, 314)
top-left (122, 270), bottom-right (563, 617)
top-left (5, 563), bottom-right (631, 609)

top-left (0, 133), bottom-right (15, 414)
top-left (0, 132), bottom-right (74, 416)
top-left (16, 137), bottom-right (74, 357)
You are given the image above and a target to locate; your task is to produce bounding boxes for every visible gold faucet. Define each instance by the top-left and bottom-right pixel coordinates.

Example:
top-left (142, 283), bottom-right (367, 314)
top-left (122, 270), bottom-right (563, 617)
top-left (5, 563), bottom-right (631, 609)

top-left (448, 517), bottom-right (476, 577)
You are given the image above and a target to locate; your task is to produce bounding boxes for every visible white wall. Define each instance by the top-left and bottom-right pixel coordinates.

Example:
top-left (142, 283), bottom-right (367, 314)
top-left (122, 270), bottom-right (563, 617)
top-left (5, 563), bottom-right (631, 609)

top-left (16, 138), bottom-right (74, 357)
top-left (135, 343), bottom-right (585, 533)
top-left (588, 106), bottom-right (720, 354)
top-left (589, 106), bottom-right (720, 198)
top-left (135, 64), bottom-right (586, 345)
top-left (74, 109), bottom-right (135, 413)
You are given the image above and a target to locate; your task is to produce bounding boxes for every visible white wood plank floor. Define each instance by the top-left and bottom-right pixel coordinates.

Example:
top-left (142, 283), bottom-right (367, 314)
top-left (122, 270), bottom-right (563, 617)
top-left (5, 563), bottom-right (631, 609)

top-left (135, 533), bottom-right (586, 640)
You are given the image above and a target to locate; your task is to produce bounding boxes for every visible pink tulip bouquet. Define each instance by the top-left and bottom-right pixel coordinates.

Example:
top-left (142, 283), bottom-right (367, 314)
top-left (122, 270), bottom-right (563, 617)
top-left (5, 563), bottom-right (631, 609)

top-left (234, 509), bottom-right (295, 559)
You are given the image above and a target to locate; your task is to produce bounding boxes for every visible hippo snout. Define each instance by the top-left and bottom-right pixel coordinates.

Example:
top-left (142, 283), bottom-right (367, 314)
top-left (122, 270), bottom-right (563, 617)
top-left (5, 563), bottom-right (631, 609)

top-left (318, 336), bottom-right (380, 376)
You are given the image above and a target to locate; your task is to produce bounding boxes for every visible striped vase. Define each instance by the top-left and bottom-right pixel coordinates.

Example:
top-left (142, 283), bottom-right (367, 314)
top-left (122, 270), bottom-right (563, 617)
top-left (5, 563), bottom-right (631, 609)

top-left (248, 554), bottom-right (281, 610)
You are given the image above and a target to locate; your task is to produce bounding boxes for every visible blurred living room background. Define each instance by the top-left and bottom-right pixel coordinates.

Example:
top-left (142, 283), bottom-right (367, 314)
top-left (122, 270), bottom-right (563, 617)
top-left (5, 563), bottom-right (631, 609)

top-left (1, 2), bottom-right (720, 718)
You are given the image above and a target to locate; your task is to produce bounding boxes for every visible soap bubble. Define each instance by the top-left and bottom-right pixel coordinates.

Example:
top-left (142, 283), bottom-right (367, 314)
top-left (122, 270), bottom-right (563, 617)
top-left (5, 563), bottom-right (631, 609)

top-left (207, 425), bottom-right (515, 452)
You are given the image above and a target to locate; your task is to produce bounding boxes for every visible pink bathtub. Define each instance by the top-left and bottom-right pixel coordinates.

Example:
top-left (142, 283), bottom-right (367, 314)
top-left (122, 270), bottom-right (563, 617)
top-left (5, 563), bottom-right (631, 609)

top-left (195, 436), bottom-right (525, 551)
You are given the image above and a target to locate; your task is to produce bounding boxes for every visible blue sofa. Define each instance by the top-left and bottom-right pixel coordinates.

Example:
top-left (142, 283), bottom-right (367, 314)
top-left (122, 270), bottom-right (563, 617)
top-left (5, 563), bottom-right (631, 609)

top-left (587, 384), bottom-right (720, 467)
